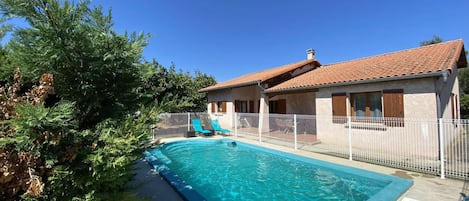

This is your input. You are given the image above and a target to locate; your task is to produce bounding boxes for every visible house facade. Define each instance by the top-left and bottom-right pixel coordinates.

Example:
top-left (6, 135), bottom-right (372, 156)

top-left (199, 49), bottom-right (321, 127)
top-left (200, 40), bottom-right (467, 157)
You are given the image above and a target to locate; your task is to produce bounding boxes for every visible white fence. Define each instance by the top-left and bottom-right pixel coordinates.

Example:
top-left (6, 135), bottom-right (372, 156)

top-left (153, 112), bottom-right (211, 138)
top-left (153, 112), bottom-right (469, 180)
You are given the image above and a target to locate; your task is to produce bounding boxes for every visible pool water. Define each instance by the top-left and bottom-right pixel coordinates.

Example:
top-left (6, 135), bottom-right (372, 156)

top-left (146, 139), bottom-right (412, 201)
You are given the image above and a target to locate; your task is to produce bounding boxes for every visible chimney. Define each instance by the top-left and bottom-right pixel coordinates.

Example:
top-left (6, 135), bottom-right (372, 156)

top-left (306, 48), bottom-right (315, 60)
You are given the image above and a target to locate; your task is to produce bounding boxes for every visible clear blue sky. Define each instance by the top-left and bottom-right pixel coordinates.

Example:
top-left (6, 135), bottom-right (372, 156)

top-left (45, 1), bottom-right (469, 82)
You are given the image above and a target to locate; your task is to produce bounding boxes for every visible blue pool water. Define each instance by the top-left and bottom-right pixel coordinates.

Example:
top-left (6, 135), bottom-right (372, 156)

top-left (146, 139), bottom-right (412, 201)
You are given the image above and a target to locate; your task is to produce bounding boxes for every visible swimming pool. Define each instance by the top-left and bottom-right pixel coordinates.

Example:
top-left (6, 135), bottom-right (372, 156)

top-left (145, 139), bottom-right (412, 201)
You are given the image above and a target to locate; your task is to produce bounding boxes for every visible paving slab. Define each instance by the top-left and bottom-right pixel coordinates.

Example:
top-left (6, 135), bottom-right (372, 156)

top-left (129, 159), bottom-right (184, 201)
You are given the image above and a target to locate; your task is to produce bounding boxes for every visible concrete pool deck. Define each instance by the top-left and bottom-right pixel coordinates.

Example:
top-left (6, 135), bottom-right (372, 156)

top-left (139, 136), bottom-right (465, 201)
top-left (130, 159), bottom-right (184, 201)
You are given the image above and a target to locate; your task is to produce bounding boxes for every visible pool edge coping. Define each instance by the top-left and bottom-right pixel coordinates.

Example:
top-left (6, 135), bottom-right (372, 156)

top-left (145, 138), bottom-right (414, 201)
top-left (144, 151), bottom-right (207, 201)
top-left (235, 140), bottom-right (414, 201)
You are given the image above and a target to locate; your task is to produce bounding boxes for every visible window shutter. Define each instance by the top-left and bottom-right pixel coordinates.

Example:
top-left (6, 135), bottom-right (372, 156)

top-left (234, 100), bottom-right (240, 113)
top-left (332, 93), bottom-right (347, 123)
top-left (278, 99), bottom-right (286, 114)
top-left (451, 93), bottom-right (459, 120)
top-left (383, 89), bottom-right (404, 126)
top-left (249, 100), bottom-right (254, 113)
top-left (211, 102), bottom-right (216, 113)
top-left (221, 101), bottom-right (227, 113)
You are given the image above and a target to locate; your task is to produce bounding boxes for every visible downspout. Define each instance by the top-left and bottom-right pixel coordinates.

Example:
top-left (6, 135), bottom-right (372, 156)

top-left (257, 80), bottom-right (265, 91)
top-left (435, 70), bottom-right (449, 179)
top-left (436, 71), bottom-right (449, 119)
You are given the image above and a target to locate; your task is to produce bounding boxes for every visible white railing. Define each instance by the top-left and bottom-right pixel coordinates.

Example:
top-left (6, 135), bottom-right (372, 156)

top-left (154, 112), bottom-right (211, 139)
top-left (234, 112), bottom-right (259, 140)
top-left (153, 112), bottom-right (469, 180)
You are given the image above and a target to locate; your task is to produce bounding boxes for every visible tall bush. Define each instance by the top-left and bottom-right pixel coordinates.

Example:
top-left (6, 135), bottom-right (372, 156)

top-left (1, 0), bottom-right (148, 128)
top-left (0, 0), bottom-right (216, 200)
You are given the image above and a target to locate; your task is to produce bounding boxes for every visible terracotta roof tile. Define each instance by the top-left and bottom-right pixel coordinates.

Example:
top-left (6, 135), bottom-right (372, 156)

top-left (266, 39), bottom-right (466, 93)
top-left (199, 59), bottom-right (319, 92)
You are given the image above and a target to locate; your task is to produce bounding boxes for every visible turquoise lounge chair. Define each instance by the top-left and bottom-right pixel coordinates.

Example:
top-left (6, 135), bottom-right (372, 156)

top-left (192, 119), bottom-right (212, 136)
top-left (211, 119), bottom-right (231, 135)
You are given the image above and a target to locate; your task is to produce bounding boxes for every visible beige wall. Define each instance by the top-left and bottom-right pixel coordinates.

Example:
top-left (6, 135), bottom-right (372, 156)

top-left (207, 89), bottom-right (232, 103)
top-left (315, 77), bottom-right (441, 158)
top-left (231, 85), bottom-right (262, 110)
top-left (315, 78), bottom-right (438, 118)
top-left (206, 89), bottom-right (233, 128)
top-left (206, 85), bottom-right (262, 128)
top-left (270, 92), bottom-right (316, 115)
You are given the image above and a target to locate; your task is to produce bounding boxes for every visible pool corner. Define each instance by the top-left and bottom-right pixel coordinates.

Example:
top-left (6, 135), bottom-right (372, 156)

top-left (144, 151), bottom-right (207, 201)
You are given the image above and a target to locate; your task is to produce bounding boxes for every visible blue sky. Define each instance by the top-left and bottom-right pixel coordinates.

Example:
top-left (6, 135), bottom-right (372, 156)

top-left (12, 1), bottom-right (469, 82)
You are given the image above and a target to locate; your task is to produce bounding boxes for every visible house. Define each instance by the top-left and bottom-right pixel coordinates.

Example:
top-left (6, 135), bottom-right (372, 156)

top-left (200, 40), bottom-right (467, 153)
top-left (199, 49), bottom-right (322, 127)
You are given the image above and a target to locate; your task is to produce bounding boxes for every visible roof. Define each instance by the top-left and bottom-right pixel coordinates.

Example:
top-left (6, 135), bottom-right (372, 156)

top-left (266, 39), bottom-right (466, 93)
top-left (199, 59), bottom-right (320, 92)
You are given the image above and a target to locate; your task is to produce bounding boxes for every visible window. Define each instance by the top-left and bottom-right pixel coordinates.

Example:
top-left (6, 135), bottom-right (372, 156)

top-left (369, 92), bottom-right (383, 118)
top-left (331, 89), bottom-right (404, 126)
top-left (212, 101), bottom-right (226, 113)
top-left (235, 100), bottom-right (255, 113)
top-left (269, 101), bottom-right (276, 113)
top-left (269, 99), bottom-right (286, 114)
top-left (350, 92), bottom-right (382, 120)
top-left (235, 100), bottom-right (247, 113)
top-left (217, 101), bottom-right (227, 113)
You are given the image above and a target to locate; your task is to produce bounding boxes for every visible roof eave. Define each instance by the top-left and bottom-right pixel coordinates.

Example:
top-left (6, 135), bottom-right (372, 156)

top-left (199, 59), bottom-right (321, 93)
top-left (265, 70), bottom-right (450, 94)
top-left (199, 80), bottom-right (260, 92)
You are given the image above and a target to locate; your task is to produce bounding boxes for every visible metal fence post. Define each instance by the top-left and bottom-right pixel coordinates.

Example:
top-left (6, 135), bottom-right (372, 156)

top-left (234, 112), bottom-right (238, 137)
top-left (294, 114), bottom-right (298, 150)
top-left (151, 125), bottom-right (156, 141)
top-left (348, 116), bottom-right (353, 161)
top-left (438, 118), bottom-right (445, 179)
top-left (187, 113), bottom-right (190, 132)
top-left (259, 113), bottom-right (263, 143)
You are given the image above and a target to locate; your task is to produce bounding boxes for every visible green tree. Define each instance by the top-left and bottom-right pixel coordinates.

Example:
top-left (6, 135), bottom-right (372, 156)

top-left (40, 104), bottom-right (161, 201)
top-left (1, 0), bottom-right (148, 128)
top-left (0, 69), bottom-right (159, 200)
top-left (459, 64), bottom-right (469, 94)
top-left (191, 70), bottom-right (217, 111)
top-left (0, 17), bottom-right (12, 84)
top-left (420, 35), bottom-right (443, 46)
top-left (0, 0), bottom-right (216, 200)
top-left (458, 53), bottom-right (469, 118)
top-left (138, 60), bottom-right (216, 112)
top-left (0, 1), bottom-right (156, 200)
